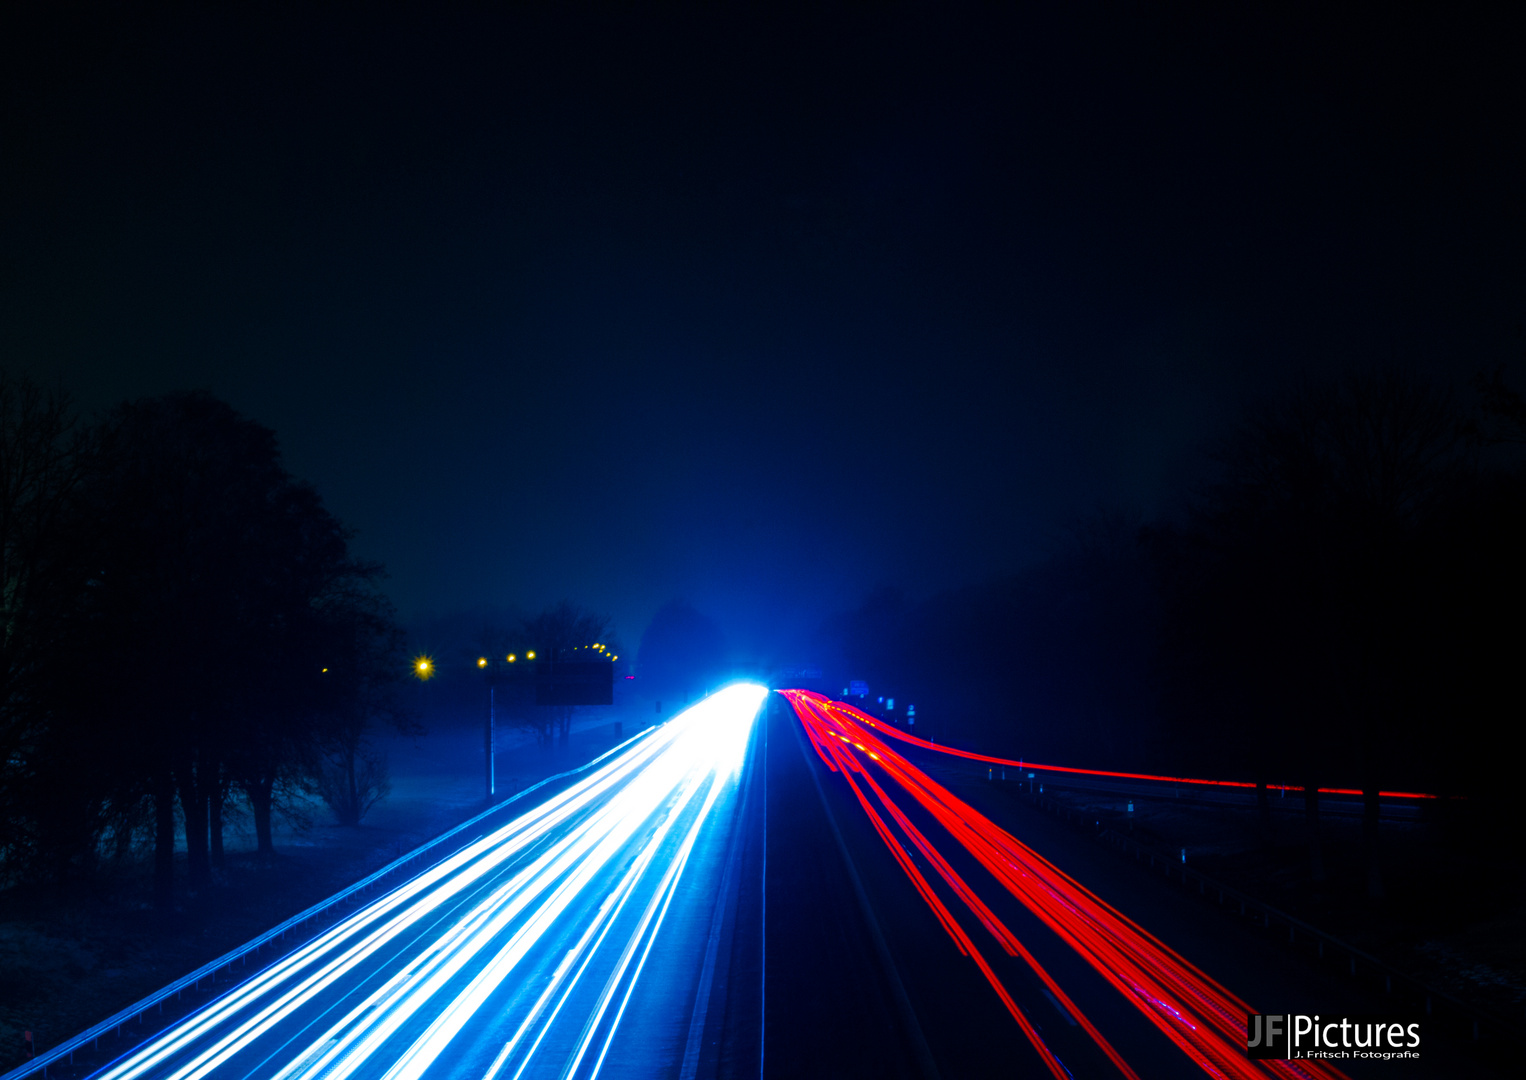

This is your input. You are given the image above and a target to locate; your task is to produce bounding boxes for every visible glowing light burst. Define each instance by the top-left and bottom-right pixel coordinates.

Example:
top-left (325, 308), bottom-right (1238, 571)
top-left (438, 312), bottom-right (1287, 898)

top-left (97, 684), bottom-right (766, 1080)
top-left (780, 689), bottom-right (1349, 1080)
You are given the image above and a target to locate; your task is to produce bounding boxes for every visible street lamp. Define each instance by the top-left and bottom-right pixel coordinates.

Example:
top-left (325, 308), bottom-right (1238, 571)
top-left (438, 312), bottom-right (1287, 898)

top-left (484, 662), bottom-right (496, 803)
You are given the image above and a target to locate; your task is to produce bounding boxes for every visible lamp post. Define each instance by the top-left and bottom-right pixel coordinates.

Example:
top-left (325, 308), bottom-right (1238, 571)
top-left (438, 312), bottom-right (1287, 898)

top-left (487, 679), bottom-right (496, 801)
top-left (478, 652), bottom-right (532, 803)
top-left (477, 657), bottom-right (496, 801)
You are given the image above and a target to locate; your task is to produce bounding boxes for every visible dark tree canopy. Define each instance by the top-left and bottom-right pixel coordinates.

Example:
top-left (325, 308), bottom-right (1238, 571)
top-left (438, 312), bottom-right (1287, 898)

top-left (808, 368), bottom-right (1524, 899)
top-left (0, 379), bottom-right (406, 901)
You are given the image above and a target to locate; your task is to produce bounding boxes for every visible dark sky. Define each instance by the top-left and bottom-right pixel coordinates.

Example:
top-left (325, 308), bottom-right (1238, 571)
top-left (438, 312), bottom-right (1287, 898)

top-left (4, 3), bottom-right (1523, 658)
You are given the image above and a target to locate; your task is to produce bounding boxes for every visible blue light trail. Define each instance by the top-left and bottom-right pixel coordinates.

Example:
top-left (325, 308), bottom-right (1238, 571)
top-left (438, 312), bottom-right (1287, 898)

top-left (91, 684), bottom-right (767, 1080)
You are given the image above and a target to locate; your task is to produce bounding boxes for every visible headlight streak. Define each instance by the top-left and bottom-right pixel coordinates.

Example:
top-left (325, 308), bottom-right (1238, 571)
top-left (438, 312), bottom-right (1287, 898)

top-left (780, 690), bottom-right (1350, 1080)
top-left (269, 773), bottom-right (678, 1080)
top-left (485, 815), bottom-right (679, 1080)
top-left (151, 734), bottom-right (683, 1080)
top-left (93, 685), bottom-right (766, 1080)
top-left (101, 732), bottom-right (678, 1080)
top-left (578, 715), bottom-right (746, 1080)
top-left (478, 809), bottom-right (704, 1080)
top-left (383, 705), bottom-right (741, 1080)
top-left (392, 687), bottom-right (760, 1080)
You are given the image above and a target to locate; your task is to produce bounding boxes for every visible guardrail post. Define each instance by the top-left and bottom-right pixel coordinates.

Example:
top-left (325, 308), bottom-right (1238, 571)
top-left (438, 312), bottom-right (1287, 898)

top-left (861, 772), bottom-right (1501, 1058)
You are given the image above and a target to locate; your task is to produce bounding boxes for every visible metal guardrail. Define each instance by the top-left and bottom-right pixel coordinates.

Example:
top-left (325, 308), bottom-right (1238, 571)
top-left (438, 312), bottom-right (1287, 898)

top-left (1020, 788), bottom-right (1525, 1051)
top-left (969, 763), bottom-right (1420, 821)
top-left (2, 725), bottom-right (659, 1080)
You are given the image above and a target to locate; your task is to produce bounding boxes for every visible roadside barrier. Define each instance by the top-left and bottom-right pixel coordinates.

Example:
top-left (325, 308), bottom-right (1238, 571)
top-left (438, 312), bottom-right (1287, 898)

top-left (1, 725), bottom-right (659, 1080)
top-left (1019, 787), bottom-right (1524, 1056)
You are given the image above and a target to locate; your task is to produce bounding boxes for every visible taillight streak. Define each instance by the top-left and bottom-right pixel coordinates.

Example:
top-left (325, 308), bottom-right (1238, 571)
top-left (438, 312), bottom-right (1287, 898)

top-left (781, 690), bottom-right (1348, 1080)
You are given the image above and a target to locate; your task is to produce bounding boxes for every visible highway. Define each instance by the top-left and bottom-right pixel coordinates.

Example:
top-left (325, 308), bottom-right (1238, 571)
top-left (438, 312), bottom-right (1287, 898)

top-left (765, 692), bottom-right (1490, 1080)
top-left (770, 691), bottom-right (1331, 1080)
top-left (35, 686), bottom-right (1498, 1080)
top-left (76, 685), bottom-right (767, 1080)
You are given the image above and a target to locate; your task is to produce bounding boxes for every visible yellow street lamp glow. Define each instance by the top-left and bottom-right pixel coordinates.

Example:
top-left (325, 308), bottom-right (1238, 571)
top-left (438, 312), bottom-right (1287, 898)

top-left (477, 657), bottom-right (487, 668)
top-left (507, 654), bottom-right (516, 663)
top-left (414, 656), bottom-right (434, 680)
top-left (527, 650), bottom-right (536, 659)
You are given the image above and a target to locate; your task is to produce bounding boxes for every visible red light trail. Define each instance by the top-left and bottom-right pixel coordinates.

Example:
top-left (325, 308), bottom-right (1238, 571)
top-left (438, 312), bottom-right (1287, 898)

top-left (780, 689), bottom-right (1349, 1080)
top-left (837, 706), bottom-right (1435, 800)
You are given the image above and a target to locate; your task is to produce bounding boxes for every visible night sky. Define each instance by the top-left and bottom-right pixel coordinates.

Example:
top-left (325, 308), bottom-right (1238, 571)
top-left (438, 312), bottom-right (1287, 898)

top-left (5, 4), bottom-right (1523, 658)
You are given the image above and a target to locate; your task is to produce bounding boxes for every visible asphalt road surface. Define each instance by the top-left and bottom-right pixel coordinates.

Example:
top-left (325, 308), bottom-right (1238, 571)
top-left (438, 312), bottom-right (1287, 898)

top-left (763, 691), bottom-right (1500, 1080)
top-left (57, 687), bottom-right (765, 1080)
top-left (25, 687), bottom-right (1502, 1080)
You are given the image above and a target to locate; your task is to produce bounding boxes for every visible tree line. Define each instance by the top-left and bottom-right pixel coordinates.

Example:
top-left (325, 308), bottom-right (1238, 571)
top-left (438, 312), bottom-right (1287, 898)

top-left (403, 600), bottom-right (624, 750)
top-left (0, 375), bottom-right (408, 907)
top-left (477, 600), bottom-right (619, 745)
top-left (818, 367), bottom-right (1526, 899)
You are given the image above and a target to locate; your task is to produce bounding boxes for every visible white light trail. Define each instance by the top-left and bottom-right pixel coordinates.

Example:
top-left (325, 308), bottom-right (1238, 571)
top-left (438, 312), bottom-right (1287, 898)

top-left (94, 684), bottom-right (767, 1080)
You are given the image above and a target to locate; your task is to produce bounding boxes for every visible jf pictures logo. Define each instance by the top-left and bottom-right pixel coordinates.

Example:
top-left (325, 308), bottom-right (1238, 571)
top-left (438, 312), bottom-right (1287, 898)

top-left (1247, 1014), bottom-right (1421, 1061)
